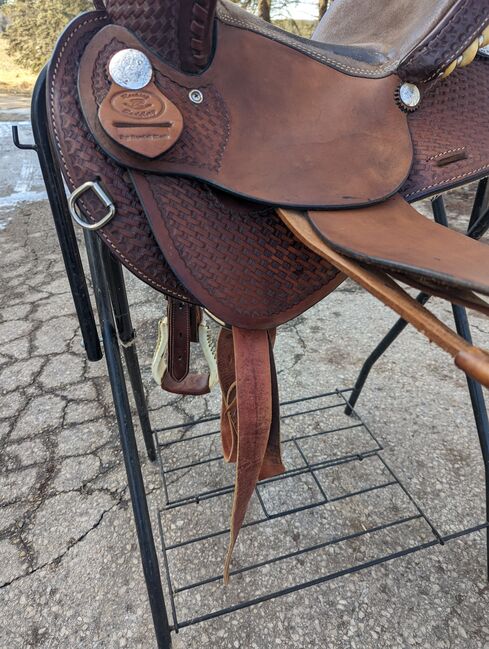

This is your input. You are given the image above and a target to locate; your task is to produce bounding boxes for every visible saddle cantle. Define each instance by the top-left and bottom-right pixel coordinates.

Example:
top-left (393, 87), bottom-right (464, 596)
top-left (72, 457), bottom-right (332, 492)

top-left (46, 0), bottom-right (489, 582)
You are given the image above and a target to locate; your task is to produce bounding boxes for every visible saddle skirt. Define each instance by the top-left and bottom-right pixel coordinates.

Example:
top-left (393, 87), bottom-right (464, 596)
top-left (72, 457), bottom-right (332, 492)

top-left (46, 0), bottom-right (489, 581)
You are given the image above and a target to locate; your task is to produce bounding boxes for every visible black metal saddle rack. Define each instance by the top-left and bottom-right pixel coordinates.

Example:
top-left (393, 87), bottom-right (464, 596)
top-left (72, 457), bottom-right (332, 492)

top-left (16, 69), bottom-right (489, 649)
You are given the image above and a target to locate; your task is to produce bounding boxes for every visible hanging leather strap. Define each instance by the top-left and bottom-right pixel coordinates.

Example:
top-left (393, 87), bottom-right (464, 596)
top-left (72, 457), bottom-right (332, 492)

top-left (161, 298), bottom-right (211, 395)
top-left (217, 327), bottom-right (285, 583)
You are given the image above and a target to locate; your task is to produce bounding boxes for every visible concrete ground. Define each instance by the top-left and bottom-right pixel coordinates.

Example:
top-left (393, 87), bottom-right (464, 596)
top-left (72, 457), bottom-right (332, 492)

top-left (1, 188), bottom-right (489, 649)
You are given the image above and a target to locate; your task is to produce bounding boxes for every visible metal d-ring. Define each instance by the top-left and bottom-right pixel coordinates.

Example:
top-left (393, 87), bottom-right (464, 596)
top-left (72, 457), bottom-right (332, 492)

top-left (68, 181), bottom-right (116, 231)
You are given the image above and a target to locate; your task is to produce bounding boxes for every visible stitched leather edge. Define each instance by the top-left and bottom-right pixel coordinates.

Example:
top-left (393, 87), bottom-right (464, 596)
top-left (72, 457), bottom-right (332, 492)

top-left (399, 0), bottom-right (489, 83)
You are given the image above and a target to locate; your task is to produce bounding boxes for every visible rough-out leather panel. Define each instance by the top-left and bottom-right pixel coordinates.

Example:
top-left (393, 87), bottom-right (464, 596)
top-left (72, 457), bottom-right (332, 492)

top-left (216, 0), bottom-right (397, 77)
top-left (311, 0), bottom-right (459, 78)
top-left (78, 23), bottom-right (412, 209)
top-left (399, 0), bottom-right (489, 83)
top-left (401, 58), bottom-right (489, 202)
top-left (90, 37), bottom-right (230, 172)
top-left (47, 11), bottom-right (193, 302)
top-left (132, 173), bottom-right (344, 329)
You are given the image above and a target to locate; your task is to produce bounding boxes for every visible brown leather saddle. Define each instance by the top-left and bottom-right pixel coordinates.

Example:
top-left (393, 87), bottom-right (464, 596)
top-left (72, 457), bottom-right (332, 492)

top-left (47, 0), bottom-right (489, 581)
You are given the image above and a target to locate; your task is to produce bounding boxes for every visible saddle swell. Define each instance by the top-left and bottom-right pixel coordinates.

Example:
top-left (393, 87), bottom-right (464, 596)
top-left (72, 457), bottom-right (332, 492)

top-left (100, 0), bottom-right (217, 72)
top-left (48, 0), bottom-right (489, 582)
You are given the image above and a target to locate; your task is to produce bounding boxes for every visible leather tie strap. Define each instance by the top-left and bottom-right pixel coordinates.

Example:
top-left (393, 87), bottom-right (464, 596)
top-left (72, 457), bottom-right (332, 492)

top-left (218, 327), bottom-right (285, 583)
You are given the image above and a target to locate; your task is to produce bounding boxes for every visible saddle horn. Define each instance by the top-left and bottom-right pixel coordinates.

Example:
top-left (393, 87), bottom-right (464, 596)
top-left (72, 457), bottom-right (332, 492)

top-left (100, 0), bottom-right (217, 72)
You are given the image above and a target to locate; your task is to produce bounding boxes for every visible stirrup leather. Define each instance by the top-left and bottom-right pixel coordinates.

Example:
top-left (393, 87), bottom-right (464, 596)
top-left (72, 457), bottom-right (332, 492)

top-left (152, 312), bottom-right (218, 395)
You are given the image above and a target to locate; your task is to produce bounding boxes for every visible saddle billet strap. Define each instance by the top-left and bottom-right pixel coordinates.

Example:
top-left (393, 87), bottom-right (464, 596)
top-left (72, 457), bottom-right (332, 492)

top-left (278, 206), bottom-right (489, 389)
top-left (219, 327), bottom-right (285, 583)
top-left (161, 298), bottom-right (212, 395)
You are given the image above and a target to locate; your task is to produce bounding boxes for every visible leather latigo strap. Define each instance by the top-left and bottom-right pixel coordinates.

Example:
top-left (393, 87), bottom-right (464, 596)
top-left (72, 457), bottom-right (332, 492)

top-left (161, 299), bottom-right (211, 395)
top-left (217, 327), bottom-right (284, 583)
top-left (78, 23), bottom-right (412, 208)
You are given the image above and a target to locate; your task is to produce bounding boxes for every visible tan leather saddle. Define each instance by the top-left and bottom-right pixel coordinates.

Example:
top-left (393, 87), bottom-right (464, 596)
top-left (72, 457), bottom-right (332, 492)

top-left (47, 0), bottom-right (489, 581)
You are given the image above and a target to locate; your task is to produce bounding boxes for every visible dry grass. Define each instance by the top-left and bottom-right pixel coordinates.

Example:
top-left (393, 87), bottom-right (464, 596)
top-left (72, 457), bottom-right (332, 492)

top-left (0, 37), bottom-right (37, 94)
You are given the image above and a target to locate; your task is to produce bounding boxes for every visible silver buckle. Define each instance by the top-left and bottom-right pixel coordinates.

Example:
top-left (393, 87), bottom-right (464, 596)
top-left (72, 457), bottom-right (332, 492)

top-left (68, 181), bottom-right (116, 231)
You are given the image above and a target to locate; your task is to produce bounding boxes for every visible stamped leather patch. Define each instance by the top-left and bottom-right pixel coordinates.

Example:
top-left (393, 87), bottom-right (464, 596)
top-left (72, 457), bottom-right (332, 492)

top-left (98, 81), bottom-right (184, 158)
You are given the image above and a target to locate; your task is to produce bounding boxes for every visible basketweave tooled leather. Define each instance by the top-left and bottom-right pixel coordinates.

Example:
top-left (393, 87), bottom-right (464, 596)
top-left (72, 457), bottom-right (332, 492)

top-left (47, 11), bottom-right (193, 302)
top-left (312, 0), bottom-right (489, 82)
top-left (52, 5), bottom-right (489, 319)
top-left (78, 3), bottom-right (489, 212)
top-left (100, 0), bottom-right (217, 72)
top-left (398, 0), bottom-right (489, 83)
top-left (49, 0), bottom-right (489, 588)
top-left (97, 0), bottom-right (489, 84)
top-left (48, 10), bottom-right (345, 328)
top-left (400, 58), bottom-right (489, 202)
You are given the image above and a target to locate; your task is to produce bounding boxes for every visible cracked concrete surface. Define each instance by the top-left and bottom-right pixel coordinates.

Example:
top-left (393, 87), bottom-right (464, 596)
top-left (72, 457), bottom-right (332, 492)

top-left (1, 188), bottom-right (489, 648)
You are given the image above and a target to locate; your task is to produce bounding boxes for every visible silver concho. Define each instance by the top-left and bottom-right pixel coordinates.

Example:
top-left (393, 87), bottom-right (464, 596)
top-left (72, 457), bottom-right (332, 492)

top-left (399, 82), bottom-right (421, 109)
top-left (108, 49), bottom-right (153, 90)
top-left (189, 89), bottom-right (204, 104)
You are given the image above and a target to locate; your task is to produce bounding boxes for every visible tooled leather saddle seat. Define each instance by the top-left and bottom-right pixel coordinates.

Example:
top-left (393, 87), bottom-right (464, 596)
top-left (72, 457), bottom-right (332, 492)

top-left (47, 0), bottom-right (489, 581)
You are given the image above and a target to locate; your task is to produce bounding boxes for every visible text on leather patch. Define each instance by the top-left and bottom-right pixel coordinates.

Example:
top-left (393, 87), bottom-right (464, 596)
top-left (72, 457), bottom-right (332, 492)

top-left (99, 81), bottom-right (184, 158)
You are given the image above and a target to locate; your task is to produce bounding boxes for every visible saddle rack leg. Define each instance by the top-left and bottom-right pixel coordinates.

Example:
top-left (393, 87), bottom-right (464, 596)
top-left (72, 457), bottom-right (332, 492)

top-left (29, 70), bottom-right (172, 647)
top-left (432, 197), bottom-right (489, 582)
top-left (343, 191), bottom-right (489, 580)
top-left (84, 232), bottom-right (173, 648)
top-left (28, 68), bottom-right (102, 363)
top-left (102, 247), bottom-right (157, 461)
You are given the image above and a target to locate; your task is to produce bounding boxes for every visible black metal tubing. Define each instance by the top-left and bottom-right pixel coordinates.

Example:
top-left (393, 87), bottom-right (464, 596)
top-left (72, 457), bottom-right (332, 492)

top-left (468, 178), bottom-right (489, 239)
top-left (157, 390), bottom-right (382, 509)
top-left (431, 196), bottom-right (489, 579)
top-left (29, 71), bottom-right (171, 647)
top-left (168, 522), bottom-right (489, 631)
top-left (27, 69), bottom-right (102, 362)
top-left (102, 248), bottom-right (157, 461)
top-left (84, 233), bottom-right (172, 649)
top-left (344, 189), bottom-right (489, 579)
top-left (344, 292), bottom-right (430, 415)
top-left (154, 390), bottom-right (487, 629)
